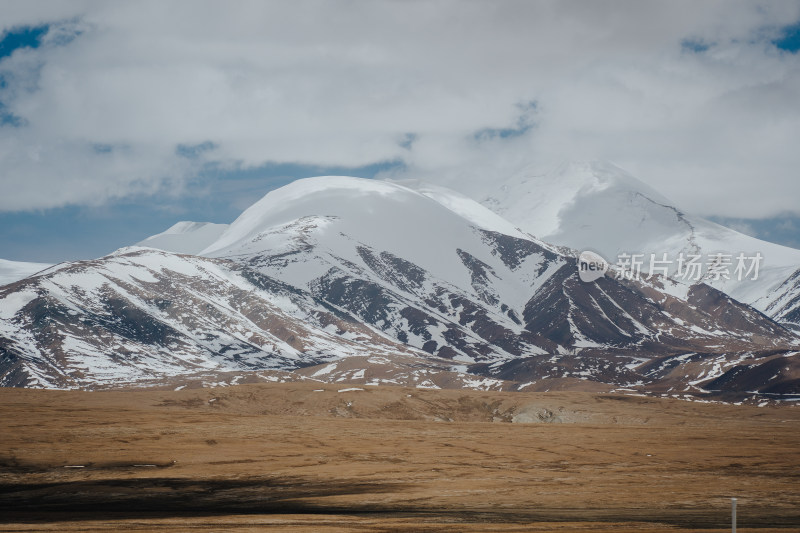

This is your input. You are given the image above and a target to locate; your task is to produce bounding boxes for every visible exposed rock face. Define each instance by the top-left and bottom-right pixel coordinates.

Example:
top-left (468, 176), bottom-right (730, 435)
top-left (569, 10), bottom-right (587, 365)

top-left (1, 176), bottom-right (798, 400)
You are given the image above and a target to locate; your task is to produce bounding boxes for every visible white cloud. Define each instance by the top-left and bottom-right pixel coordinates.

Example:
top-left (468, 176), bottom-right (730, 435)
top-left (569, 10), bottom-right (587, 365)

top-left (0, 0), bottom-right (799, 218)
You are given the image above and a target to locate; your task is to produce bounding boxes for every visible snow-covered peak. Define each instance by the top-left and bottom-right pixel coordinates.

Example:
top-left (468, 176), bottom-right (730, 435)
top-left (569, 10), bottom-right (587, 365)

top-left (482, 160), bottom-right (677, 242)
top-left (0, 259), bottom-right (52, 286)
top-left (201, 177), bottom-right (407, 255)
top-left (3, 172), bottom-right (799, 393)
top-left (383, 178), bottom-right (529, 240)
top-left (202, 175), bottom-right (528, 260)
top-left (472, 160), bottom-right (800, 302)
top-left (200, 175), bottom-right (561, 311)
top-left (137, 221), bottom-right (229, 255)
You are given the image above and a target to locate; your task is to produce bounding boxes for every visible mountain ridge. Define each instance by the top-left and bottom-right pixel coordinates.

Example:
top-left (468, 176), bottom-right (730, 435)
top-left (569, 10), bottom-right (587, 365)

top-left (411, 160), bottom-right (800, 329)
top-left (2, 175), bottom-right (798, 400)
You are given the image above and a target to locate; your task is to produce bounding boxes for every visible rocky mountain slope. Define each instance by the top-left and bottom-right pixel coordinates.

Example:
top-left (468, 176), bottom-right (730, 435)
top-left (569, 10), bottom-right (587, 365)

top-left (2, 176), bottom-right (798, 399)
top-left (423, 160), bottom-right (800, 332)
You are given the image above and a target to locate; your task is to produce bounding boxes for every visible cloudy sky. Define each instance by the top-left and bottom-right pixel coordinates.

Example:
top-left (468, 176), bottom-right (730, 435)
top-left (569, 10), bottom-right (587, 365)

top-left (1, 0), bottom-right (799, 262)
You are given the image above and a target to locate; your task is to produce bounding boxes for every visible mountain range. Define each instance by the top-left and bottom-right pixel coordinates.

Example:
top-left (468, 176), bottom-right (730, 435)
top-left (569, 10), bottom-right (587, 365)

top-left (466, 161), bottom-right (800, 328)
top-left (1, 163), bottom-right (798, 401)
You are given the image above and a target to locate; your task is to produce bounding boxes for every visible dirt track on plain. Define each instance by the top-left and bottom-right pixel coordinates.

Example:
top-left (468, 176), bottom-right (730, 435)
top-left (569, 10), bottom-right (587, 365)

top-left (1, 383), bottom-right (798, 532)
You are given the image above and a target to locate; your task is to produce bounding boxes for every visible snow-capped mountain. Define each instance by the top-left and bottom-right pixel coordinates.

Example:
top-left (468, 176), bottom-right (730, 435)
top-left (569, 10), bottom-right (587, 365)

top-left (136, 221), bottom-right (229, 254)
top-left (3, 176), bottom-right (796, 399)
top-left (0, 247), bottom-right (458, 388)
top-left (0, 259), bottom-right (51, 286)
top-left (203, 176), bottom-right (793, 356)
top-left (431, 160), bottom-right (800, 330)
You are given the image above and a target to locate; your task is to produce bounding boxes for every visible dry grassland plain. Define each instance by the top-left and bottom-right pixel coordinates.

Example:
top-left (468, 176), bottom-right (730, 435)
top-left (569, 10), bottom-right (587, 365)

top-left (1, 383), bottom-right (799, 532)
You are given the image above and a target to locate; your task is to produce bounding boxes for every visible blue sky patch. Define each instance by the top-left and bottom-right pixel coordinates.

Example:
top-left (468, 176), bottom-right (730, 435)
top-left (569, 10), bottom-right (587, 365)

top-left (92, 143), bottom-right (114, 154)
top-left (681, 38), bottom-right (712, 53)
top-left (0, 24), bottom-right (48, 60)
top-left (176, 141), bottom-right (217, 159)
top-left (0, 159), bottom-right (406, 262)
top-left (773, 21), bottom-right (800, 52)
top-left (474, 100), bottom-right (537, 141)
top-left (398, 133), bottom-right (416, 150)
top-left (0, 102), bottom-right (23, 127)
top-left (708, 214), bottom-right (800, 250)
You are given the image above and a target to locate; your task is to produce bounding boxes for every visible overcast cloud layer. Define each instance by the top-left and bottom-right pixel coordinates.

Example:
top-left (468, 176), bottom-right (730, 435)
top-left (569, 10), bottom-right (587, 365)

top-left (1, 0), bottom-right (799, 219)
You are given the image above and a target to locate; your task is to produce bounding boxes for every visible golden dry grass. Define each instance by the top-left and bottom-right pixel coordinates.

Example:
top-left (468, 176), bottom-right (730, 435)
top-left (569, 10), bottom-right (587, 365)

top-left (1, 383), bottom-right (798, 532)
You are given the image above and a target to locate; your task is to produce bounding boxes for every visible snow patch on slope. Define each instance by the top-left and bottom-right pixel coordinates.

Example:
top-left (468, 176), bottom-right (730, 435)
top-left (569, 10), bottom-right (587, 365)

top-left (137, 221), bottom-right (229, 255)
top-left (0, 259), bottom-right (51, 286)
